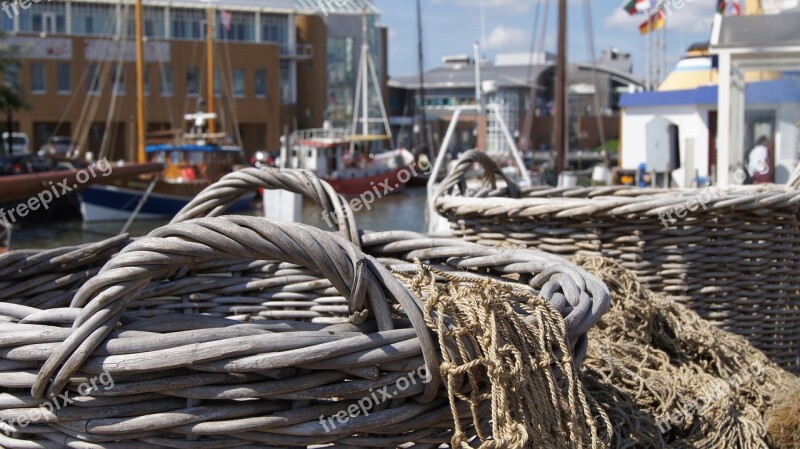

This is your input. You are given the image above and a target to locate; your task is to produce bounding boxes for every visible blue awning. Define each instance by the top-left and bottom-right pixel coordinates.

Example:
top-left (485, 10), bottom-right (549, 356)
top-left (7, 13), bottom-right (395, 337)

top-left (145, 144), bottom-right (242, 153)
top-left (620, 79), bottom-right (800, 108)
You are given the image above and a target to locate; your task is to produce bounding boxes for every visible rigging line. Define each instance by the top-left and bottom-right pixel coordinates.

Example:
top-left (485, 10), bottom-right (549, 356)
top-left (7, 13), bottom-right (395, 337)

top-left (45, 46), bottom-right (95, 151)
top-left (521, 0), bottom-right (550, 152)
top-left (154, 48), bottom-right (178, 135)
top-left (519, 0), bottom-right (544, 150)
top-left (582, 0), bottom-right (607, 153)
top-left (220, 28), bottom-right (243, 147)
top-left (75, 13), bottom-right (120, 158)
top-left (99, 3), bottom-right (131, 160)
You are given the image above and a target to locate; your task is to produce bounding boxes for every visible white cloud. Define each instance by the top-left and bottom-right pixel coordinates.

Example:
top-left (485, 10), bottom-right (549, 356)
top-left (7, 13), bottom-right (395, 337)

top-left (484, 26), bottom-right (531, 51)
top-left (432, 0), bottom-right (531, 14)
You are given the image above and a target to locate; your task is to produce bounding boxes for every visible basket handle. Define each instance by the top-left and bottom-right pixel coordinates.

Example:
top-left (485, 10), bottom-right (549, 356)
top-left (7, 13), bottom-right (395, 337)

top-left (171, 167), bottom-right (360, 246)
top-left (32, 216), bottom-right (441, 403)
top-left (788, 159), bottom-right (800, 188)
top-left (432, 149), bottom-right (522, 204)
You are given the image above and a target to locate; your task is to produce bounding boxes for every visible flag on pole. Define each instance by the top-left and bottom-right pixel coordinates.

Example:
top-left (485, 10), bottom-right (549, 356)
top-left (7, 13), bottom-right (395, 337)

top-left (220, 10), bottom-right (233, 32)
top-left (716, 0), bottom-right (742, 15)
top-left (639, 10), bottom-right (665, 35)
top-left (624, 0), bottom-right (653, 15)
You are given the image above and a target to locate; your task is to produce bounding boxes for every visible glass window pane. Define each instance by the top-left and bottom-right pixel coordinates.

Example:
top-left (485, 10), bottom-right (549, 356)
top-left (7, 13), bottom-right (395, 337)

top-left (113, 66), bottom-right (125, 95)
top-left (254, 69), bottom-right (266, 97)
top-left (160, 65), bottom-right (173, 95)
top-left (87, 64), bottom-right (101, 93)
top-left (261, 13), bottom-right (288, 53)
top-left (187, 67), bottom-right (199, 96)
top-left (57, 63), bottom-right (71, 93)
top-left (20, 3), bottom-right (66, 33)
top-left (233, 68), bottom-right (245, 97)
top-left (214, 68), bottom-right (223, 96)
top-left (31, 63), bottom-right (46, 93)
top-left (72, 4), bottom-right (115, 35)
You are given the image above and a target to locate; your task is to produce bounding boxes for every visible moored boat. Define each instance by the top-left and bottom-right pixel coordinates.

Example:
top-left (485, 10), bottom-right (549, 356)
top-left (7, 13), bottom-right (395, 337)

top-left (287, 128), bottom-right (414, 196)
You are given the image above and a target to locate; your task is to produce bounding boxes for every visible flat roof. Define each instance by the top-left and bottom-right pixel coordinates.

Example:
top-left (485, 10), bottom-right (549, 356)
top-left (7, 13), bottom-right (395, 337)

top-left (620, 79), bottom-right (800, 108)
top-left (712, 12), bottom-right (800, 49)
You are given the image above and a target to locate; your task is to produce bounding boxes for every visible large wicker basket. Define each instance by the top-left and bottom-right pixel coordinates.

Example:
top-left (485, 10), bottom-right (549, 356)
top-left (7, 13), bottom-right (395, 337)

top-left (0, 167), bottom-right (611, 448)
top-left (433, 150), bottom-right (800, 372)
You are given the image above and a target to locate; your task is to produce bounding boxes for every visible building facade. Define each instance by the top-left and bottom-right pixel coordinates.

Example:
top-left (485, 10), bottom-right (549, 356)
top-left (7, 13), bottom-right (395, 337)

top-left (389, 49), bottom-right (643, 153)
top-left (0, 0), bottom-right (385, 160)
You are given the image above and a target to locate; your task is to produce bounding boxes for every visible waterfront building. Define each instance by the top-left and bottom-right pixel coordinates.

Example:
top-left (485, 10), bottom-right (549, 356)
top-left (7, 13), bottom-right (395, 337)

top-left (0, 0), bottom-right (385, 160)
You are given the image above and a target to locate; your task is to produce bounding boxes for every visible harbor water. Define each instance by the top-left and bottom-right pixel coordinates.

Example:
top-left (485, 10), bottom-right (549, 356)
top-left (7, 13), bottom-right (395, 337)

top-left (9, 187), bottom-right (429, 250)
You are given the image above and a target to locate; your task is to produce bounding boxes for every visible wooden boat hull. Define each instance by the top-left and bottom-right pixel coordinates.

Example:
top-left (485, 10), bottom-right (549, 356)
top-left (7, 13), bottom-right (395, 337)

top-left (322, 164), bottom-right (414, 196)
top-left (81, 182), bottom-right (254, 222)
top-left (0, 162), bottom-right (163, 203)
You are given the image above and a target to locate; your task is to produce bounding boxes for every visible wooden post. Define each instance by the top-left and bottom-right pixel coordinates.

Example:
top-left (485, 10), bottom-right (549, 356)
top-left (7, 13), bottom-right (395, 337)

top-left (134, 0), bottom-right (145, 162)
top-left (554, 0), bottom-right (567, 174)
top-left (206, 7), bottom-right (216, 136)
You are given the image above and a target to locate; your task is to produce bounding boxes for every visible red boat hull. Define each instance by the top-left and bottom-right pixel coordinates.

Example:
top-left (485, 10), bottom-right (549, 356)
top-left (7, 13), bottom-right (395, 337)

top-left (323, 165), bottom-right (414, 196)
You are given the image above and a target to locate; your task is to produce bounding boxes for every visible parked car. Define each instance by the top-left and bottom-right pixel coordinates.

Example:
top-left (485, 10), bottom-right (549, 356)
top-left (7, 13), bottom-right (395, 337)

top-left (1, 132), bottom-right (30, 157)
top-left (0, 154), bottom-right (60, 176)
top-left (38, 136), bottom-right (77, 159)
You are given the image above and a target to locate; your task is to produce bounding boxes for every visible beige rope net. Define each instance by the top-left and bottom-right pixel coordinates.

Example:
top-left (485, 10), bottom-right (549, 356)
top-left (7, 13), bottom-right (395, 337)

top-left (575, 256), bottom-right (800, 449)
top-left (397, 262), bottom-right (611, 449)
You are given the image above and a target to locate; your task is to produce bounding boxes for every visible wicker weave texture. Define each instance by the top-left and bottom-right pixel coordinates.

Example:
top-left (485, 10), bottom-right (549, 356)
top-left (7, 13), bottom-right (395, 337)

top-left (434, 150), bottom-right (800, 372)
top-left (0, 167), bottom-right (612, 448)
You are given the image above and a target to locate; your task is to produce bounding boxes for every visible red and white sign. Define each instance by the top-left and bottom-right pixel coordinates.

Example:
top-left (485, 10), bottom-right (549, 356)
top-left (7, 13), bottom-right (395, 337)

top-left (5, 37), bottom-right (72, 60)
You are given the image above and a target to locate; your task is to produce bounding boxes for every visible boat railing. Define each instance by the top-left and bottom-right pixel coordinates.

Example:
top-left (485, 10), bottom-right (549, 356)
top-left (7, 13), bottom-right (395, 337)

top-left (291, 128), bottom-right (351, 145)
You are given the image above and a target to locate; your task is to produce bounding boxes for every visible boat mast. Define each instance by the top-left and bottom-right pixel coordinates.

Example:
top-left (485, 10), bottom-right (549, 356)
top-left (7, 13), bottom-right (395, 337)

top-left (554, 0), bottom-right (567, 175)
top-left (361, 13), bottom-right (369, 137)
top-left (416, 0), bottom-right (428, 156)
top-left (206, 7), bottom-right (216, 137)
top-left (134, 0), bottom-right (145, 162)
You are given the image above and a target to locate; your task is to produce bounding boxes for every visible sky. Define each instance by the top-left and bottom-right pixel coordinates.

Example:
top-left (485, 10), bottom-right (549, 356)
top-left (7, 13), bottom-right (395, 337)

top-left (373, 0), bottom-right (720, 80)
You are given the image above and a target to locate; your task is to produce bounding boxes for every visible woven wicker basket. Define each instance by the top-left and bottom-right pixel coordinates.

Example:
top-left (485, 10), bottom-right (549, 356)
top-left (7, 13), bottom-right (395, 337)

top-left (0, 167), bottom-right (611, 447)
top-left (434, 150), bottom-right (800, 372)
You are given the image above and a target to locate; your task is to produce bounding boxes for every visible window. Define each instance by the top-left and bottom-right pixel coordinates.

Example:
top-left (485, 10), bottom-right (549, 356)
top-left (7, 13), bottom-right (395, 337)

top-left (87, 64), bottom-right (101, 94)
top-left (261, 13), bottom-right (289, 53)
top-left (57, 63), bottom-right (71, 93)
top-left (186, 67), bottom-right (199, 96)
top-left (113, 66), bottom-right (125, 95)
top-left (254, 69), bottom-right (267, 98)
top-left (0, 10), bottom-right (12, 31)
top-left (71, 4), bottom-right (115, 35)
top-left (218, 11), bottom-right (255, 42)
top-left (280, 60), bottom-right (291, 105)
top-left (31, 63), bottom-right (46, 93)
top-left (21, 3), bottom-right (66, 33)
top-left (125, 7), bottom-right (165, 38)
top-left (171, 8), bottom-right (205, 40)
top-left (5, 65), bottom-right (19, 89)
top-left (160, 66), bottom-right (173, 96)
top-left (213, 68), bottom-right (223, 96)
top-left (232, 68), bottom-right (245, 98)
top-left (143, 66), bottom-right (151, 96)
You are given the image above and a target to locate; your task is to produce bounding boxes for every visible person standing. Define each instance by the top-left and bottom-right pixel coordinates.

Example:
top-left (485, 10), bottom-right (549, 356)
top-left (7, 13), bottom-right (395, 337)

top-left (747, 136), bottom-right (772, 184)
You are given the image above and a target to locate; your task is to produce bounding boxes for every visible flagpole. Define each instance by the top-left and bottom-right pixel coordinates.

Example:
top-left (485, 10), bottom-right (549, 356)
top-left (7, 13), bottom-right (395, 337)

top-left (645, 4), bottom-right (653, 90)
top-left (655, 11), bottom-right (660, 87)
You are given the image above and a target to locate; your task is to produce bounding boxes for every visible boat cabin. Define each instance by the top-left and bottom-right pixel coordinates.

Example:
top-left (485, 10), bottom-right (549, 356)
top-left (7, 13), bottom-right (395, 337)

top-left (287, 128), bottom-right (390, 178)
top-left (147, 144), bottom-right (245, 183)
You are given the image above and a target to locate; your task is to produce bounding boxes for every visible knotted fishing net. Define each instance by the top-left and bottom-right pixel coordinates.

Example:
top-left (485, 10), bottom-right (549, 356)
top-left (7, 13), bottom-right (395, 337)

top-left (397, 262), bottom-right (611, 449)
top-left (575, 256), bottom-right (800, 449)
